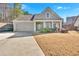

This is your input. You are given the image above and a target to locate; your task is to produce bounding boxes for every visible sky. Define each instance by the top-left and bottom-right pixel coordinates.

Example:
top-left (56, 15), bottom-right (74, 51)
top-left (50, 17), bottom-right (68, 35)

top-left (21, 3), bottom-right (79, 22)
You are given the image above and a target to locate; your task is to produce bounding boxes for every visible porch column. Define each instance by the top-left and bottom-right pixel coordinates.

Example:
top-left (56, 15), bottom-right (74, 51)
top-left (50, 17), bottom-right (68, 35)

top-left (43, 22), bottom-right (46, 28)
top-left (60, 20), bottom-right (62, 31)
top-left (34, 22), bottom-right (36, 32)
top-left (52, 21), bottom-right (54, 28)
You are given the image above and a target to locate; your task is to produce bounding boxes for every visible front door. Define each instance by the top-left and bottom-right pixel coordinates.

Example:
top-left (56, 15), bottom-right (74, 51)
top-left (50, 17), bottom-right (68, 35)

top-left (36, 22), bottom-right (43, 31)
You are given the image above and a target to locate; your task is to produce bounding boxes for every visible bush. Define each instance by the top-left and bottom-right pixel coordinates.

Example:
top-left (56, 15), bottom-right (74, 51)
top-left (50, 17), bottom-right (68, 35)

top-left (40, 28), bottom-right (49, 33)
top-left (61, 28), bottom-right (68, 33)
top-left (51, 28), bottom-right (56, 32)
top-left (40, 28), bottom-right (56, 33)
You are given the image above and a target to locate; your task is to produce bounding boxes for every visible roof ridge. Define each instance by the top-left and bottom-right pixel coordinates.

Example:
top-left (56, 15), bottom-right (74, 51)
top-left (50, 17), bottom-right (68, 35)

top-left (73, 15), bottom-right (79, 25)
top-left (42, 7), bottom-right (61, 19)
top-left (31, 15), bottom-right (35, 21)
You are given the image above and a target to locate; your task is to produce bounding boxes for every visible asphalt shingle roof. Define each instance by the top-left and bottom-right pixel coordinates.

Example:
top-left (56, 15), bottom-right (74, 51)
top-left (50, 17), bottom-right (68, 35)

top-left (15, 7), bottom-right (62, 21)
top-left (66, 16), bottom-right (79, 25)
top-left (15, 15), bottom-right (33, 21)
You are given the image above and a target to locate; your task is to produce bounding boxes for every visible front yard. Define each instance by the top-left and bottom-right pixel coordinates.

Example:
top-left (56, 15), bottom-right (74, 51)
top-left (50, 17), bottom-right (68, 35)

top-left (34, 31), bottom-right (79, 56)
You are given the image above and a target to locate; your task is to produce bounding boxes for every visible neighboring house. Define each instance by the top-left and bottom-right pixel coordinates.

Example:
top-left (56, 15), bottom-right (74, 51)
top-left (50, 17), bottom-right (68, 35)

top-left (13, 7), bottom-right (63, 32)
top-left (64, 15), bottom-right (79, 30)
top-left (74, 16), bottom-right (79, 30)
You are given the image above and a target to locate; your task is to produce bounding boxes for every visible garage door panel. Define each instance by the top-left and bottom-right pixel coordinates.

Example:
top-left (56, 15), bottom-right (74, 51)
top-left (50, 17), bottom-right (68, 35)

top-left (14, 22), bottom-right (34, 31)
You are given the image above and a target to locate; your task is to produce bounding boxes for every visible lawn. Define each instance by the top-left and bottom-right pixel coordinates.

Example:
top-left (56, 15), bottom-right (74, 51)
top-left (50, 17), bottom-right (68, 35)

top-left (34, 31), bottom-right (79, 56)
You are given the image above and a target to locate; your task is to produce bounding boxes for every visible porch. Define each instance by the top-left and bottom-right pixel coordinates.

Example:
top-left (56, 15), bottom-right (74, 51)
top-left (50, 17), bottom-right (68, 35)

top-left (34, 20), bottom-right (62, 32)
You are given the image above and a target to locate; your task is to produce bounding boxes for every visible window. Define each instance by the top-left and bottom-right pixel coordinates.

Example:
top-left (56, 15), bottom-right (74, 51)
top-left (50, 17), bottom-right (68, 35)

top-left (46, 13), bottom-right (50, 18)
top-left (46, 22), bottom-right (52, 28)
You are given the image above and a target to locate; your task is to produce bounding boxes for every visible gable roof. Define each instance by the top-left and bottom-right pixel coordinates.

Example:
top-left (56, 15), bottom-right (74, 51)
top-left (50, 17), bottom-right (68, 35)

top-left (74, 15), bottom-right (79, 26)
top-left (15, 7), bottom-right (62, 21)
top-left (65, 16), bottom-right (79, 25)
top-left (43, 7), bottom-right (61, 18)
top-left (34, 7), bottom-right (61, 20)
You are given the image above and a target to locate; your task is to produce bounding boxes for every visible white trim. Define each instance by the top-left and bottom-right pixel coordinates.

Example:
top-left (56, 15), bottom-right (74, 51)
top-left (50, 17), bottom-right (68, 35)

top-left (45, 12), bottom-right (51, 18)
top-left (13, 20), bottom-right (33, 22)
top-left (34, 22), bottom-right (36, 32)
top-left (60, 20), bottom-right (62, 31)
top-left (13, 20), bottom-right (61, 22)
top-left (43, 22), bottom-right (46, 28)
top-left (52, 21), bottom-right (54, 28)
top-left (34, 20), bottom-right (61, 22)
top-left (13, 22), bottom-right (16, 32)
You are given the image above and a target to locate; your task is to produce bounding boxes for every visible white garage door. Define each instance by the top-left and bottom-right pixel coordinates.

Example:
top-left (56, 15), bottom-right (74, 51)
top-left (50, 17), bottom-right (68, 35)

top-left (13, 22), bottom-right (34, 32)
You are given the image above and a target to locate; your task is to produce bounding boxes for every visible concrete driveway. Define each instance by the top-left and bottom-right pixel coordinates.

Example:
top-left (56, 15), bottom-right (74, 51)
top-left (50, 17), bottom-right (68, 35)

top-left (0, 32), bottom-right (14, 40)
top-left (0, 32), bottom-right (44, 56)
top-left (11, 32), bottom-right (33, 38)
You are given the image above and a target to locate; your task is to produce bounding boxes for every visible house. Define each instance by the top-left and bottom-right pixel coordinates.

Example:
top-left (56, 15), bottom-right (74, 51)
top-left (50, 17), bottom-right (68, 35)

top-left (74, 16), bottom-right (79, 30)
top-left (64, 15), bottom-right (79, 30)
top-left (13, 7), bottom-right (63, 32)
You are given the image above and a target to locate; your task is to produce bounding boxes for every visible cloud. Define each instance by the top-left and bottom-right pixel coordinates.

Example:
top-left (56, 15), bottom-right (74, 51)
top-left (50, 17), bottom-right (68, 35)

top-left (57, 6), bottom-right (63, 9)
top-left (57, 6), bottom-right (70, 10)
top-left (21, 4), bottom-right (31, 10)
top-left (21, 4), bottom-right (36, 14)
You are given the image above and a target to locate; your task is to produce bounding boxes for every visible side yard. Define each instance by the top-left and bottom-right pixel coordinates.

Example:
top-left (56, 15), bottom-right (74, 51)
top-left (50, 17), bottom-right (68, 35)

top-left (34, 31), bottom-right (79, 56)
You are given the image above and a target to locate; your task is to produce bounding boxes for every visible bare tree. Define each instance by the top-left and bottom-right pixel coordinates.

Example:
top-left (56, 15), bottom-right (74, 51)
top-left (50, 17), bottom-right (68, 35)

top-left (0, 3), bottom-right (10, 22)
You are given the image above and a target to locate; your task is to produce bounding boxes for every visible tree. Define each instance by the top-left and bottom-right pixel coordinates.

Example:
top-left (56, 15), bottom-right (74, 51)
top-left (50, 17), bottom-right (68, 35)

top-left (13, 3), bottom-right (29, 15)
top-left (0, 13), bottom-right (2, 20)
top-left (23, 11), bottom-right (29, 15)
top-left (10, 3), bottom-right (23, 19)
top-left (10, 3), bottom-right (30, 20)
top-left (13, 3), bottom-right (22, 17)
top-left (0, 4), bottom-right (8, 22)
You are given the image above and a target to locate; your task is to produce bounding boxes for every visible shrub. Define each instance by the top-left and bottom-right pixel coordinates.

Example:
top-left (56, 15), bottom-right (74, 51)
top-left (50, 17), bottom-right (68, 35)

top-left (40, 28), bottom-right (50, 33)
top-left (61, 28), bottom-right (68, 33)
top-left (40, 28), bottom-right (56, 33)
top-left (50, 28), bottom-right (56, 32)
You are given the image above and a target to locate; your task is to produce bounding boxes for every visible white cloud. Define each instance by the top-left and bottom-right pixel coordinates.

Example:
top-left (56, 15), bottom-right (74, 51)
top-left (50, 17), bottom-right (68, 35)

top-left (57, 6), bottom-right (63, 9)
top-left (21, 4), bottom-right (36, 14)
top-left (57, 6), bottom-right (70, 10)
top-left (21, 4), bottom-right (31, 10)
